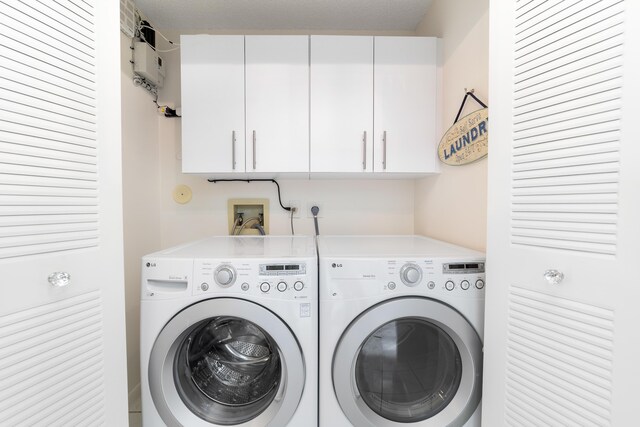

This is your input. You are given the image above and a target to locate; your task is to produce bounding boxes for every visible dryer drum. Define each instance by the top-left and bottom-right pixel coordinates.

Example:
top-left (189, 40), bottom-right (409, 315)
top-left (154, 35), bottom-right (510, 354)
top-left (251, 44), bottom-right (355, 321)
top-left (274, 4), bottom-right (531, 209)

top-left (182, 316), bottom-right (281, 406)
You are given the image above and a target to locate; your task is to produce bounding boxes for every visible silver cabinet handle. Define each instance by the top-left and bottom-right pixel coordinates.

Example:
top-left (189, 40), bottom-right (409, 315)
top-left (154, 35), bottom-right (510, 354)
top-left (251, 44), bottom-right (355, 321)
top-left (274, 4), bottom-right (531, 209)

top-left (231, 130), bottom-right (236, 170)
top-left (543, 270), bottom-right (564, 285)
top-left (382, 130), bottom-right (387, 170)
top-left (252, 130), bottom-right (256, 170)
top-left (362, 131), bottom-right (367, 170)
top-left (49, 272), bottom-right (71, 288)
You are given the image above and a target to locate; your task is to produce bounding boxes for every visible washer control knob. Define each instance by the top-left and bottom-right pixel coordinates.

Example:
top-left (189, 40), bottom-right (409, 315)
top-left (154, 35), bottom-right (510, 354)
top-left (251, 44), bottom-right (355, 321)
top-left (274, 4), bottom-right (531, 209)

top-left (445, 280), bottom-right (455, 291)
top-left (277, 282), bottom-right (287, 292)
top-left (400, 263), bottom-right (422, 286)
top-left (214, 265), bottom-right (236, 287)
top-left (460, 280), bottom-right (470, 290)
top-left (260, 282), bottom-right (270, 293)
top-left (293, 281), bottom-right (304, 291)
top-left (201, 283), bottom-right (209, 291)
top-left (475, 279), bottom-right (485, 289)
top-left (241, 283), bottom-right (250, 291)
top-left (427, 281), bottom-right (436, 290)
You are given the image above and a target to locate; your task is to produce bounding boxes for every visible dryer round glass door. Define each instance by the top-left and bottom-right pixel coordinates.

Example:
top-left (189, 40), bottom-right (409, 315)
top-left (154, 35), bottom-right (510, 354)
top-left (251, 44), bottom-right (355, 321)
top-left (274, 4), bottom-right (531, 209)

top-left (149, 298), bottom-right (305, 427)
top-left (333, 297), bottom-right (482, 427)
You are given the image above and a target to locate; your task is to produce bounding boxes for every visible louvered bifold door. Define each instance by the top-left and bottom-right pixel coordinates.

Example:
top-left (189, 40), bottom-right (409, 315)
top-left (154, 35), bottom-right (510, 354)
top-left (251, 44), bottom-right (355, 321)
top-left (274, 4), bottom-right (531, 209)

top-left (0, 1), bottom-right (128, 426)
top-left (484, 0), bottom-right (640, 426)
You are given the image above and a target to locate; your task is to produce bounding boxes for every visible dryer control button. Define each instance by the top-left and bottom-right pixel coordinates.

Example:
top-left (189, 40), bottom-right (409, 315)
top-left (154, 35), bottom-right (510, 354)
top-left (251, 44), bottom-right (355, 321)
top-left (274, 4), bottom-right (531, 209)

top-left (201, 283), bottom-right (209, 291)
top-left (445, 280), bottom-right (455, 291)
top-left (460, 280), bottom-right (470, 290)
top-left (241, 283), bottom-right (250, 291)
top-left (475, 279), bottom-right (485, 289)
top-left (277, 282), bottom-right (287, 292)
top-left (260, 282), bottom-right (270, 293)
top-left (427, 281), bottom-right (436, 290)
top-left (293, 281), bottom-right (304, 291)
top-left (388, 282), bottom-right (397, 290)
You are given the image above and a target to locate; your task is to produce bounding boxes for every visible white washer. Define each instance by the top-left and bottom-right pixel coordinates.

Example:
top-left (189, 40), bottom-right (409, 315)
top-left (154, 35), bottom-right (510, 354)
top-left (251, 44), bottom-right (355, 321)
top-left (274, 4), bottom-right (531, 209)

top-left (318, 235), bottom-right (485, 427)
top-left (140, 236), bottom-right (317, 427)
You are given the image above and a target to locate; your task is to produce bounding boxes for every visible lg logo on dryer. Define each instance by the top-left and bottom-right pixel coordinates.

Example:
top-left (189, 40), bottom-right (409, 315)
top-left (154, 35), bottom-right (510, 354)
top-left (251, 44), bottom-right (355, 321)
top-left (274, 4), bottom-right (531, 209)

top-left (331, 263), bottom-right (343, 268)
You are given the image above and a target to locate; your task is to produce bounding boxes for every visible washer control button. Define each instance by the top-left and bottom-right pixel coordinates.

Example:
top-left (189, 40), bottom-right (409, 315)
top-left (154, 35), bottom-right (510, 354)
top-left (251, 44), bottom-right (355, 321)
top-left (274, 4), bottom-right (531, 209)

top-left (260, 282), bottom-right (270, 293)
top-left (445, 280), bottom-right (455, 291)
top-left (241, 283), bottom-right (250, 291)
top-left (475, 279), bottom-right (485, 289)
top-left (388, 282), bottom-right (397, 290)
top-left (460, 280), bottom-right (470, 290)
top-left (293, 281), bottom-right (304, 291)
top-left (427, 281), bottom-right (436, 290)
top-left (400, 263), bottom-right (423, 286)
top-left (201, 283), bottom-right (209, 291)
top-left (277, 282), bottom-right (287, 292)
top-left (214, 265), bottom-right (236, 287)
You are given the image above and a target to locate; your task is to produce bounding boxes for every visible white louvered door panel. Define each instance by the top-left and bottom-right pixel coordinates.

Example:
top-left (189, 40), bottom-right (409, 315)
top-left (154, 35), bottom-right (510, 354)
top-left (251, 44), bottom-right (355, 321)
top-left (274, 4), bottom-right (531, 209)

top-left (484, 0), bottom-right (640, 425)
top-left (0, 1), bottom-right (127, 426)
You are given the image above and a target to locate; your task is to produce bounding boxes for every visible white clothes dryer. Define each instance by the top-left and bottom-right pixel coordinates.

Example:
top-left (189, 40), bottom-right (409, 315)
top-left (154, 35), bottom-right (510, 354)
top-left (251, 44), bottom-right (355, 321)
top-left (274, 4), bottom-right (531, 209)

top-left (318, 235), bottom-right (485, 427)
top-left (140, 236), bottom-right (317, 427)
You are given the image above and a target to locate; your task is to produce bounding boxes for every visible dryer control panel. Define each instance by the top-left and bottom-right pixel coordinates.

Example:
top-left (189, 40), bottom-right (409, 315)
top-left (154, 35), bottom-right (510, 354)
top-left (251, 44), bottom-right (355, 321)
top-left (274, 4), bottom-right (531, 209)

top-left (321, 257), bottom-right (485, 300)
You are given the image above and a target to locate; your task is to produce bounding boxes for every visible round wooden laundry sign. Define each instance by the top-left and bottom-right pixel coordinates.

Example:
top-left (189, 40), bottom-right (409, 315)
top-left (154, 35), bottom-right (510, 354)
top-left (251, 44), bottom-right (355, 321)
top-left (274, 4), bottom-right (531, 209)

top-left (438, 108), bottom-right (489, 166)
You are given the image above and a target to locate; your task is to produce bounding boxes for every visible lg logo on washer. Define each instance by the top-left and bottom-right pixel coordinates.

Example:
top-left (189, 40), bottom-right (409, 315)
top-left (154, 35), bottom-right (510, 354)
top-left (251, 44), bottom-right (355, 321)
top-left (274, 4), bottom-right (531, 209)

top-left (331, 263), bottom-right (343, 268)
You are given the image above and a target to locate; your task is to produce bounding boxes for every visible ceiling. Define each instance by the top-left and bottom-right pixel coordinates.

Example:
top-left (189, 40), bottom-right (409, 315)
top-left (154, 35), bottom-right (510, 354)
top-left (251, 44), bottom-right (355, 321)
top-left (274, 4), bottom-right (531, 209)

top-left (134, 0), bottom-right (433, 32)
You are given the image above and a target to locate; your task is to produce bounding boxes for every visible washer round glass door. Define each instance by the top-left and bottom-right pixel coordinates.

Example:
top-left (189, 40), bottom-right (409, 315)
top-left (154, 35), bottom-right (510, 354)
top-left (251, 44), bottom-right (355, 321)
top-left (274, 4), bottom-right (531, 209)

top-left (149, 298), bottom-right (305, 426)
top-left (333, 297), bottom-right (482, 427)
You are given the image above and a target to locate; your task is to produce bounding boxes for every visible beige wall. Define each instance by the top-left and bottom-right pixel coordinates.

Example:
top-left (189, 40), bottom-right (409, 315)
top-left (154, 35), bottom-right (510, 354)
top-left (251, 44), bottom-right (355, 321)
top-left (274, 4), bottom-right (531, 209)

top-left (120, 33), bottom-right (162, 406)
top-left (414, 0), bottom-right (489, 251)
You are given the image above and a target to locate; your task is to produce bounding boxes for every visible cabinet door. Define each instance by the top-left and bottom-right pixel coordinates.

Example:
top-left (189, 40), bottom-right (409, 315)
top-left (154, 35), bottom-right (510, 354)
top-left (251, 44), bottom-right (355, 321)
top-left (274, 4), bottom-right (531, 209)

top-left (245, 36), bottom-right (309, 173)
top-left (484, 0), bottom-right (639, 425)
top-left (181, 35), bottom-right (245, 173)
top-left (374, 37), bottom-right (437, 173)
top-left (310, 36), bottom-right (373, 173)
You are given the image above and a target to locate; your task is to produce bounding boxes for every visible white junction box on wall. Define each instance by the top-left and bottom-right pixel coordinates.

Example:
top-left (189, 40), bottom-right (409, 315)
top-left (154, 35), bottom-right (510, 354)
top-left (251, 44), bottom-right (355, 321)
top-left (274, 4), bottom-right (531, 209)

top-left (134, 41), bottom-right (165, 87)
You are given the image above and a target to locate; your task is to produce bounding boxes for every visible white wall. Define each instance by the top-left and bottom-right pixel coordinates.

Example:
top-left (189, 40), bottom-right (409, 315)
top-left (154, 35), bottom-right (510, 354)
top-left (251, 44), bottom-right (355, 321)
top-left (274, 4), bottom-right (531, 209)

top-left (120, 33), bottom-right (162, 407)
top-left (414, 0), bottom-right (489, 251)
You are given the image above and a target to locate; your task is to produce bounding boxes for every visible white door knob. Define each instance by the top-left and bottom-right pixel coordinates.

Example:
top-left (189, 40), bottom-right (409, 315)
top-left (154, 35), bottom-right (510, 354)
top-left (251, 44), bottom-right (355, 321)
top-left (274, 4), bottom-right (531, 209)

top-left (543, 270), bottom-right (564, 285)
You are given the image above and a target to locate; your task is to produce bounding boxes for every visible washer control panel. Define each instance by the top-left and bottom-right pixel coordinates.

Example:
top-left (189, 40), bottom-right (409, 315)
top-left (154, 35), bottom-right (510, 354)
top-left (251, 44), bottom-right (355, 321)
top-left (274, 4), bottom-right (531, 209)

top-left (194, 259), bottom-right (313, 299)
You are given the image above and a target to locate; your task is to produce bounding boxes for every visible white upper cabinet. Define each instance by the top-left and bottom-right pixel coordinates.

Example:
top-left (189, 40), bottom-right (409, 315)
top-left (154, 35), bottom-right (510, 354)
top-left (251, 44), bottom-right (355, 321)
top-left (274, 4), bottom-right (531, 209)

top-left (181, 35), bottom-right (245, 174)
top-left (374, 37), bottom-right (438, 174)
top-left (245, 36), bottom-right (309, 174)
top-left (180, 35), bottom-right (439, 177)
top-left (310, 36), bottom-right (374, 174)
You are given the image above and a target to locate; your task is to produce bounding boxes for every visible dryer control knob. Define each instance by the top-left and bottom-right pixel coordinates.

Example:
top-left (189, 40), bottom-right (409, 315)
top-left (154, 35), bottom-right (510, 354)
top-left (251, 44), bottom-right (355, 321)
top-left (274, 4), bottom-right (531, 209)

top-left (445, 280), bottom-right (455, 291)
top-left (277, 282), bottom-right (287, 292)
top-left (214, 265), bottom-right (236, 287)
top-left (260, 282), bottom-right (271, 293)
top-left (400, 263), bottom-right (422, 286)
top-left (293, 281), bottom-right (304, 291)
top-left (461, 280), bottom-right (470, 290)
top-left (475, 279), bottom-right (485, 289)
